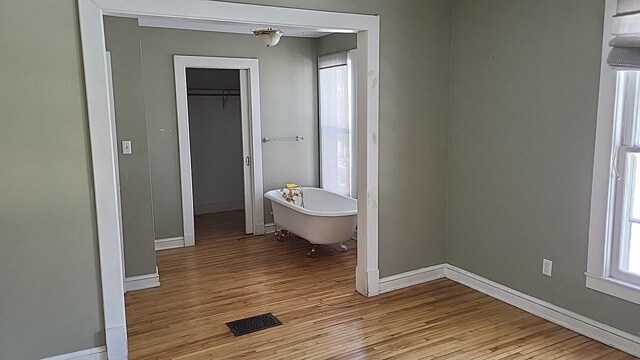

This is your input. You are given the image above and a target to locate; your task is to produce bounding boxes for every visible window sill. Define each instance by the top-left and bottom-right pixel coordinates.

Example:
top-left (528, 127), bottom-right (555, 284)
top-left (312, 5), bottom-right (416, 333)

top-left (585, 272), bottom-right (640, 305)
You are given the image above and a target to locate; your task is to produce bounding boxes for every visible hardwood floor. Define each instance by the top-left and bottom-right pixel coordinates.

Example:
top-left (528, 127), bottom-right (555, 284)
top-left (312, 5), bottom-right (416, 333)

top-left (125, 213), bottom-right (636, 359)
top-left (194, 210), bottom-right (248, 243)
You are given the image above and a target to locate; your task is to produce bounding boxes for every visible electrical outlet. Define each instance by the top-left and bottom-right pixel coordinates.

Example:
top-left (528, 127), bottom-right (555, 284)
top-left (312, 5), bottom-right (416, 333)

top-left (542, 259), bottom-right (553, 277)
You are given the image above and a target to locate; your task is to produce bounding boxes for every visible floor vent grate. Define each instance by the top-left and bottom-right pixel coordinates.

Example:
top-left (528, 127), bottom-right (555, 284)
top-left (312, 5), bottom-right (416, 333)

top-left (226, 313), bottom-right (283, 336)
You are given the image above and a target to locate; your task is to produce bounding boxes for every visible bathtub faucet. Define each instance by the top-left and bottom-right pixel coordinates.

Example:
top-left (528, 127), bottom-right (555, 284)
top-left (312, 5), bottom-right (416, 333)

top-left (279, 185), bottom-right (304, 208)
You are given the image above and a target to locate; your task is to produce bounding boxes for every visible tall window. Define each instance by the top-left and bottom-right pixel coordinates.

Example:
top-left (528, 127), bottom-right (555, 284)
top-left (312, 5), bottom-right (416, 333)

top-left (587, 0), bottom-right (640, 304)
top-left (611, 71), bottom-right (640, 285)
top-left (318, 51), bottom-right (356, 198)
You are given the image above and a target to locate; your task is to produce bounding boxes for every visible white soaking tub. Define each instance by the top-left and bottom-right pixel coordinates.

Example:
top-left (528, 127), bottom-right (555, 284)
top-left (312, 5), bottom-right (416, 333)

top-left (264, 187), bottom-right (357, 256)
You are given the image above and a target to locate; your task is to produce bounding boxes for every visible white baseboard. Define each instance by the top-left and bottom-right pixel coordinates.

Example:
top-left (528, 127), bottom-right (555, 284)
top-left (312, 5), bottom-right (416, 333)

top-left (41, 346), bottom-right (107, 360)
top-left (367, 268), bottom-right (381, 296)
top-left (155, 236), bottom-right (185, 251)
top-left (445, 264), bottom-right (640, 357)
top-left (125, 269), bottom-right (160, 292)
top-left (194, 200), bottom-right (243, 215)
top-left (265, 222), bottom-right (276, 233)
top-left (105, 324), bottom-right (127, 360)
top-left (379, 264), bottom-right (446, 294)
top-left (377, 263), bottom-right (640, 357)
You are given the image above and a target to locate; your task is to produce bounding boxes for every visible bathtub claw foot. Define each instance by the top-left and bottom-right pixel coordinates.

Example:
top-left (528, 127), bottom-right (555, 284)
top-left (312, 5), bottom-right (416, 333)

top-left (307, 244), bottom-right (320, 258)
top-left (340, 243), bottom-right (348, 252)
top-left (275, 229), bottom-right (289, 242)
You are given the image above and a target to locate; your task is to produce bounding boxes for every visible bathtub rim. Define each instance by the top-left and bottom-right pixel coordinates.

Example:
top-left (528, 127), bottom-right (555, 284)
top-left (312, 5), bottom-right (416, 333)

top-left (264, 187), bottom-right (357, 217)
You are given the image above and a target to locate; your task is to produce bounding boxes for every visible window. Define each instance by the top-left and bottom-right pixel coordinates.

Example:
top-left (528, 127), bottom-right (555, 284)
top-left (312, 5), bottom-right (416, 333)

top-left (318, 50), bottom-right (356, 198)
top-left (611, 71), bottom-right (640, 286)
top-left (587, 0), bottom-right (640, 305)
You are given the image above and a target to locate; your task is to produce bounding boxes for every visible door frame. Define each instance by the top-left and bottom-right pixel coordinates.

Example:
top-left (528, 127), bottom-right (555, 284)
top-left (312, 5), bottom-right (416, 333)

top-left (174, 56), bottom-right (264, 246)
top-left (77, 1), bottom-right (379, 358)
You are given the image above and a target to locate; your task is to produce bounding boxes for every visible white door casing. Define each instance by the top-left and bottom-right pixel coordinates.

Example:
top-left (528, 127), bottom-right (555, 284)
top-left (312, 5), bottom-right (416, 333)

top-left (174, 56), bottom-right (264, 244)
top-left (240, 70), bottom-right (255, 234)
top-left (77, 1), bottom-right (379, 358)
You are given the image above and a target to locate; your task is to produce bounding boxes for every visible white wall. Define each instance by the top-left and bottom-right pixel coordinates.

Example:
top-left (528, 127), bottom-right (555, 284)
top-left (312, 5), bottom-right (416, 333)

top-left (188, 70), bottom-right (245, 214)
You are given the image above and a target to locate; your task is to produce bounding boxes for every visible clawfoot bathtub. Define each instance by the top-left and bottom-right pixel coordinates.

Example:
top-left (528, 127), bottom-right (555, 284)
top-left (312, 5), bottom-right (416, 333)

top-left (264, 187), bottom-right (357, 257)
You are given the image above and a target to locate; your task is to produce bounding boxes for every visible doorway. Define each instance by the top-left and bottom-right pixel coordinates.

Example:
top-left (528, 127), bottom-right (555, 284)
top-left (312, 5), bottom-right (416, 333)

top-left (78, 2), bottom-right (379, 357)
top-left (186, 68), bottom-right (249, 243)
top-left (174, 56), bottom-right (265, 247)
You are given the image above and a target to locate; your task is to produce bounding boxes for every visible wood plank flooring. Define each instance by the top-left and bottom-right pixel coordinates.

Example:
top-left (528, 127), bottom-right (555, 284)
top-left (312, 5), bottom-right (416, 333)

top-left (125, 212), bottom-right (636, 359)
top-left (194, 210), bottom-right (247, 243)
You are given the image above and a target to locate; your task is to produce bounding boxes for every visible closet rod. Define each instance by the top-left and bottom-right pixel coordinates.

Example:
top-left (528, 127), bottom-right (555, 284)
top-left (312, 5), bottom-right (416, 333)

top-left (186, 94), bottom-right (240, 97)
top-left (187, 89), bottom-right (240, 96)
top-left (187, 89), bottom-right (240, 108)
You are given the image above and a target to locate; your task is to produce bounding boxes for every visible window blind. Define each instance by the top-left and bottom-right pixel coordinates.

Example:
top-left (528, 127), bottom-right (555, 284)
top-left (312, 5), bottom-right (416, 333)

top-left (618, 0), bottom-right (640, 15)
top-left (608, 0), bottom-right (640, 68)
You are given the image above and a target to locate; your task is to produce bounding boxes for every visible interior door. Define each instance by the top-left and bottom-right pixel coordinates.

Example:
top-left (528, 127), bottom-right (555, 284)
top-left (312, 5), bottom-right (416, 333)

top-left (239, 70), bottom-right (254, 234)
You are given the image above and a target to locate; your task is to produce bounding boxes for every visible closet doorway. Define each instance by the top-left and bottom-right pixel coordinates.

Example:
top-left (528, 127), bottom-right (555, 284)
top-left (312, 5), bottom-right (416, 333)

top-left (174, 56), bottom-right (265, 247)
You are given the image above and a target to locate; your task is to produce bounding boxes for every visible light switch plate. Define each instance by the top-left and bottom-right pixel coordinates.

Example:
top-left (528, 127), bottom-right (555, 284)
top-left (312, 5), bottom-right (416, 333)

top-left (122, 140), bottom-right (132, 155)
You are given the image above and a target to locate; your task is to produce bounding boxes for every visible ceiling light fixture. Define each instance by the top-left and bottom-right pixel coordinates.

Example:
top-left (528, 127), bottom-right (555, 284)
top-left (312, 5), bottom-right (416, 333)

top-left (253, 28), bottom-right (283, 47)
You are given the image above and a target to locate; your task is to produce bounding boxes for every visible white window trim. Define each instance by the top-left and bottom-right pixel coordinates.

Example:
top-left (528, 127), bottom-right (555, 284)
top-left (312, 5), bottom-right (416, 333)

top-left (348, 49), bottom-right (358, 198)
top-left (586, 272), bottom-right (640, 304)
top-left (587, 0), bottom-right (640, 305)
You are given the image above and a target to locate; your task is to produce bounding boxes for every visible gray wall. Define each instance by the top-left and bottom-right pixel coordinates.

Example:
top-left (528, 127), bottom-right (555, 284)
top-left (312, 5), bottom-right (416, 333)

top-left (188, 70), bottom-right (245, 215)
top-left (104, 17), bottom-right (157, 278)
top-left (318, 33), bottom-right (357, 56)
top-left (139, 26), bottom-right (320, 239)
top-left (0, 1), bottom-right (104, 359)
top-left (448, 0), bottom-right (640, 336)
